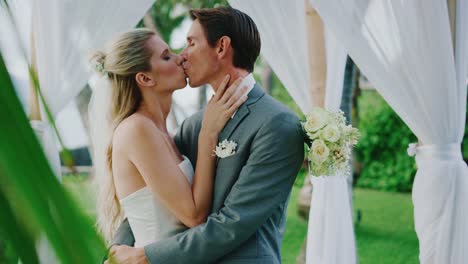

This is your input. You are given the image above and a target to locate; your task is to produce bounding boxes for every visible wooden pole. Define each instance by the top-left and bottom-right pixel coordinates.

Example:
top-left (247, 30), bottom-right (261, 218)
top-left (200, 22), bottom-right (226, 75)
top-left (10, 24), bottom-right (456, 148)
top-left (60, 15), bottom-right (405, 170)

top-left (305, 0), bottom-right (327, 108)
top-left (297, 3), bottom-right (329, 263)
top-left (447, 0), bottom-right (457, 53)
top-left (299, 1), bottom-right (329, 218)
top-left (29, 28), bottom-right (41, 121)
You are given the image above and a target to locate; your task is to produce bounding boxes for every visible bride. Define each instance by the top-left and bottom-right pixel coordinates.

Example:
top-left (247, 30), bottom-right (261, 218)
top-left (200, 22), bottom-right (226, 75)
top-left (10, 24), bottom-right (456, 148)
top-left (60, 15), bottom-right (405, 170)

top-left (89, 28), bottom-right (247, 248)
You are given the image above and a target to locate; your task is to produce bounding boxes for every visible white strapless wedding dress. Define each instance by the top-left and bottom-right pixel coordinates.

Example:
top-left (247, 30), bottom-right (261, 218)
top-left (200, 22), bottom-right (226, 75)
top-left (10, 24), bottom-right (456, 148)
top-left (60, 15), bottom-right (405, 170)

top-left (119, 156), bottom-right (195, 247)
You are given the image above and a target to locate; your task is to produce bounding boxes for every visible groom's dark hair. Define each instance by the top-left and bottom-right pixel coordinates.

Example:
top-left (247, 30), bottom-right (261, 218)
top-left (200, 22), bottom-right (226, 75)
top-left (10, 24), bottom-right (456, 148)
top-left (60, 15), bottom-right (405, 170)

top-left (190, 6), bottom-right (261, 73)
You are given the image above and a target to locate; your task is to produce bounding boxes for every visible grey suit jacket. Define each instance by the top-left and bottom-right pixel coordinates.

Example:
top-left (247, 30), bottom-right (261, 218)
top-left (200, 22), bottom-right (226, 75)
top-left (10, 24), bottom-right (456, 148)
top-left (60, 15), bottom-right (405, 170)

top-left (112, 84), bottom-right (305, 263)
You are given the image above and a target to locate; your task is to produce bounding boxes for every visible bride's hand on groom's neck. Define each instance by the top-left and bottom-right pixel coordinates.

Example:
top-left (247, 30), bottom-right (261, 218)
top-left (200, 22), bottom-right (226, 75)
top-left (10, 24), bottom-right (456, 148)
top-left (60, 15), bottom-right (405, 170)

top-left (201, 75), bottom-right (247, 138)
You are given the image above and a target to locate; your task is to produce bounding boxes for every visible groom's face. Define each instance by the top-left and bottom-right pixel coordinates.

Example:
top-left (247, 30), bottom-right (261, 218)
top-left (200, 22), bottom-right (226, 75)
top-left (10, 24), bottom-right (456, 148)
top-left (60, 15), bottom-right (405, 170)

top-left (181, 20), bottom-right (219, 87)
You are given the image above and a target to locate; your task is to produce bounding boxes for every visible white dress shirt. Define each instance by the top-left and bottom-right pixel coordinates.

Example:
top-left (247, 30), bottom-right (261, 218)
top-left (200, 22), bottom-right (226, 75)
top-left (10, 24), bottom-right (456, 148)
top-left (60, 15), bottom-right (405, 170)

top-left (232, 73), bottom-right (256, 118)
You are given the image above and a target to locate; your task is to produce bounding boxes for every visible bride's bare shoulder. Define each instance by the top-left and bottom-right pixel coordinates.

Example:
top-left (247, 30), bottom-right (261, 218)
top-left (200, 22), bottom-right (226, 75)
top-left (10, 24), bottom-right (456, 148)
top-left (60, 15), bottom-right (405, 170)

top-left (113, 113), bottom-right (162, 147)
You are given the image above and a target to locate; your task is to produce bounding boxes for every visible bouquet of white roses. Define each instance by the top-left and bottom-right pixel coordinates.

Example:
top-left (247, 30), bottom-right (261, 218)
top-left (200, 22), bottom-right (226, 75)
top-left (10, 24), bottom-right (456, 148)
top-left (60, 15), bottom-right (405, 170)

top-left (303, 107), bottom-right (360, 177)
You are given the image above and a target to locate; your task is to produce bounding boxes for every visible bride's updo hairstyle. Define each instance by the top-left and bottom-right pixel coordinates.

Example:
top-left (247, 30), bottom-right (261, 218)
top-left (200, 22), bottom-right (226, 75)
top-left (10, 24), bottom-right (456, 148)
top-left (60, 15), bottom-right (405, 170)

top-left (90, 28), bottom-right (156, 242)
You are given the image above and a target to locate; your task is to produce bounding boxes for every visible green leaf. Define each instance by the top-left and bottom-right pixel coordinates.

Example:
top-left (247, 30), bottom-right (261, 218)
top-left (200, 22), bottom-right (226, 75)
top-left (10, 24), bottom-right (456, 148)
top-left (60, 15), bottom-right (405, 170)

top-left (0, 51), bottom-right (107, 263)
top-left (0, 189), bottom-right (39, 264)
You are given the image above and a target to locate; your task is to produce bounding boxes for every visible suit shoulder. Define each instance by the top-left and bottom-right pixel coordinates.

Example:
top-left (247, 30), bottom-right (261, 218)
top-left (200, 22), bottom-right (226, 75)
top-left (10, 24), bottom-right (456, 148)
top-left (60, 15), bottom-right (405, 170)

top-left (257, 94), bottom-right (301, 126)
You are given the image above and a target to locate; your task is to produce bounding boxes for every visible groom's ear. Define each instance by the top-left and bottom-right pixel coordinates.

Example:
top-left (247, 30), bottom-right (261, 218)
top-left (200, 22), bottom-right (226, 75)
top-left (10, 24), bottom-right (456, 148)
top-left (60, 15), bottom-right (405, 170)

top-left (216, 36), bottom-right (232, 60)
top-left (135, 72), bottom-right (156, 87)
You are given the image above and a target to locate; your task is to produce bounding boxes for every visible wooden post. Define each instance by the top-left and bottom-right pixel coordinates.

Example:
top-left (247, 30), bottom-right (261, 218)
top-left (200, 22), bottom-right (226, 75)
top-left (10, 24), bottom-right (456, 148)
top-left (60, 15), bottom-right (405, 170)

top-left (305, 0), bottom-right (327, 108)
top-left (29, 29), bottom-right (41, 121)
top-left (296, 2), bottom-right (329, 263)
top-left (298, 1), bottom-right (328, 218)
top-left (447, 0), bottom-right (456, 53)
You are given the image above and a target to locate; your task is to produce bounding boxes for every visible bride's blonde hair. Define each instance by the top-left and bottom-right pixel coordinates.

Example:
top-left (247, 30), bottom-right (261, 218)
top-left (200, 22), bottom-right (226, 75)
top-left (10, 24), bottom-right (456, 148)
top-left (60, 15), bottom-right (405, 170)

top-left (90, 28), bottom-right (156, 242)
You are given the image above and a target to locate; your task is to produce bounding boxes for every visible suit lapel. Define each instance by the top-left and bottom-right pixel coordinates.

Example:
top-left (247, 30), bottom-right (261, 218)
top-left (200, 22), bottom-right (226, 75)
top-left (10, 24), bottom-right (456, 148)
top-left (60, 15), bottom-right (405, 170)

top-left (216, 85), bottom-right (265, 163)
top-left (218, 84), bottom-right (264, 141)
top-left (218, 104), bottom-right (249, 142)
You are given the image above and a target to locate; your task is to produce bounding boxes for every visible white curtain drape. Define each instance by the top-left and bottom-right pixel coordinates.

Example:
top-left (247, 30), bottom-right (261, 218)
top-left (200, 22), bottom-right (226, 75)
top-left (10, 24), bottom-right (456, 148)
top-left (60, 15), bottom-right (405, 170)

top-left (228, 1), bottom-right (356, 263)
top-left (229, 0), bottom-right (312, 113)
top-left (311, 0), bottom-right (468, 263)
top-left (32, 0), bottom-right (154, 184)
top-left (3, 1), bottom-right (155, 263)
top-left (307, 27), bottom-right (356, 264)
top-left (33, 0), bottom-right (156, 117)
top-left (3, 0), bottom-right (155, 166)
top-left (0, 1), bottom-right (32, 112)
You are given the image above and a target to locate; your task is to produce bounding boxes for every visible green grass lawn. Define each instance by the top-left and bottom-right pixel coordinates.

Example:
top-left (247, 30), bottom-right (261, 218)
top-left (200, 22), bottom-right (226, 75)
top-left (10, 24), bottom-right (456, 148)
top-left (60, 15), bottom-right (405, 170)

top-left (63, 174), bottom-right (418, 264)
top-left (281, 183), bottom-right (419, 263)
top-left (352, 188), bottom-right (419, 264)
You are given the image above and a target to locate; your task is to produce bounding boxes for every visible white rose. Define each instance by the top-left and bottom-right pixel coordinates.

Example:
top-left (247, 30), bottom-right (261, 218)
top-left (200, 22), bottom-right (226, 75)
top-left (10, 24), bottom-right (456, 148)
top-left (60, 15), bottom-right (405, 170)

top-left (321, 125), bottom-right (341, 142)
top-left (310, 139), bottom-right (330, 164)
top-left (304, 108), bottom-right (328, 132)
top-left (306, 131), bottom-right (320, 140)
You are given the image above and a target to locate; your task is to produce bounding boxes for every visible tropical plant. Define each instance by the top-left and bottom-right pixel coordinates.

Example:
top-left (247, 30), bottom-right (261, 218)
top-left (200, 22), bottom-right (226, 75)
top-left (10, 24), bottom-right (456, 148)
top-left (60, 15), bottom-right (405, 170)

top-left (355, 90), bottom-right (418, 192)
top-left (140, 0), bottom-right (228, 44)
top-left (0, 49), bottom-right (107, 264)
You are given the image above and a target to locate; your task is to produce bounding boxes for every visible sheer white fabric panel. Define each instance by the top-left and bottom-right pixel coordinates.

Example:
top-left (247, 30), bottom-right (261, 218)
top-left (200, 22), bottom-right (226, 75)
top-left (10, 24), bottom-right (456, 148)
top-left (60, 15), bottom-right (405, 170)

top-left (0, 1), bottom-right (32, 112)
top-left (24, 2), bottom-right (153, 263)
top-left (311, 0), bottom-right (468, 262)
top-left (228, 1), bottom-right (356, 263)
top-left (306, 25), bottom-right (355, 264)
top-left (307, 176), bottom-right (356, 264)
top-left (229, 0), bottom-right (312, 113)
top-left (33, 0), bottom-right (155, 116)
top-left (3, 0), bottom-right (32, 59)
top-left (324, 29), bottom-right (347, 110)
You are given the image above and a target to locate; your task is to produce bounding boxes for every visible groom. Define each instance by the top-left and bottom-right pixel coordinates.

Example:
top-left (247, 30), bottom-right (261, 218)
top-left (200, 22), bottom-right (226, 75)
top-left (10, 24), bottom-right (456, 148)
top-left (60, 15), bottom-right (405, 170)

top-left (109, 7), bottom-right (304, 264)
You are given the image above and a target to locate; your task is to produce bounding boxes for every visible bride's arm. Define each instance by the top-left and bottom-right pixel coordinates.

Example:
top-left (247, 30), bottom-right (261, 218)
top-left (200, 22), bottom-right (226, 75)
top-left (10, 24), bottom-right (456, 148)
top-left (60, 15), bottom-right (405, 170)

top-left (123, 120), bottom-right (212, 228)
top-left (123, 76), bottom-right (247, 228)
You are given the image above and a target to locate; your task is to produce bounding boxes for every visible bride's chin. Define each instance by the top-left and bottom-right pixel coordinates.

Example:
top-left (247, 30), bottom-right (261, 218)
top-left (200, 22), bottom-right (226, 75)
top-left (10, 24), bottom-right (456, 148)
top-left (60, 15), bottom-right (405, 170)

top-left (175, 81), bottom-right (187, 91)
top-left (181, 79), bottom-right (188, 88)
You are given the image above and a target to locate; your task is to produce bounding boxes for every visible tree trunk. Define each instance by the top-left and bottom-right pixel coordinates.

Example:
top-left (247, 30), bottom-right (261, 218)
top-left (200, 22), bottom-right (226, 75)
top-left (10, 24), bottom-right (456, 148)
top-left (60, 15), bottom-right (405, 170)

top-left (351, 66), bottom-right (361, 180)
top-left (340, 56), bottom-right (356, 212)
top-left (340, 56), bottom-right (355, 125)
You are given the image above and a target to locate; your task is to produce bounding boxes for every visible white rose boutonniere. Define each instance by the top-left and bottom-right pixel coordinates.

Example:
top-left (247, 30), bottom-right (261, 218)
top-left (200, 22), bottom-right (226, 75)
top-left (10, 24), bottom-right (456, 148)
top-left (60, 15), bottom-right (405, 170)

top-left (214, 139), bottom-right (237, 158)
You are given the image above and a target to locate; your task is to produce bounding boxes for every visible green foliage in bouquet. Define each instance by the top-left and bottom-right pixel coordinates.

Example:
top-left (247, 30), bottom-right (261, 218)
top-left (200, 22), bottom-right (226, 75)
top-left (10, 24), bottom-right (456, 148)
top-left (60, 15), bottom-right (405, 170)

top-left (355, 91), bottom-right (417, 192)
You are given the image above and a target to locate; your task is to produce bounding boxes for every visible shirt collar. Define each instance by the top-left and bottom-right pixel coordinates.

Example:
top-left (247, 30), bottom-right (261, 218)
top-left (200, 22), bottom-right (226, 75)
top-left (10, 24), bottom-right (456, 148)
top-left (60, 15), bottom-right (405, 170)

top-left (238, 73), bottom-right (256, 97)
top-left (232, 73), bottom-right (256, 118)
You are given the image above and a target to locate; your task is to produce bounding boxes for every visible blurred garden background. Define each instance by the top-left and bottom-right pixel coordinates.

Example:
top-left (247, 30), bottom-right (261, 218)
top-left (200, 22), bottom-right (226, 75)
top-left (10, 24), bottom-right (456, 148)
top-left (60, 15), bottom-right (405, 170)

top-left (1, 0), bottom-right (467, 263)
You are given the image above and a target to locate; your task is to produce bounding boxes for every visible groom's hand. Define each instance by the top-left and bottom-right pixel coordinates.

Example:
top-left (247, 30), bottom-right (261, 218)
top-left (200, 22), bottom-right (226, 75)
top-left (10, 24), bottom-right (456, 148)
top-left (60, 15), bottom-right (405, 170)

top-left (105, 245), bottom-right (149, 264)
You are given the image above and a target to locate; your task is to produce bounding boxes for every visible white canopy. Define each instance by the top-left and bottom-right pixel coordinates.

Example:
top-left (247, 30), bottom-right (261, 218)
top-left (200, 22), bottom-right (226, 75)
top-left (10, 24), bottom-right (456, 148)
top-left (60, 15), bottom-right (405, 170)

top-left (311, 0), bottom-right (468, 263)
